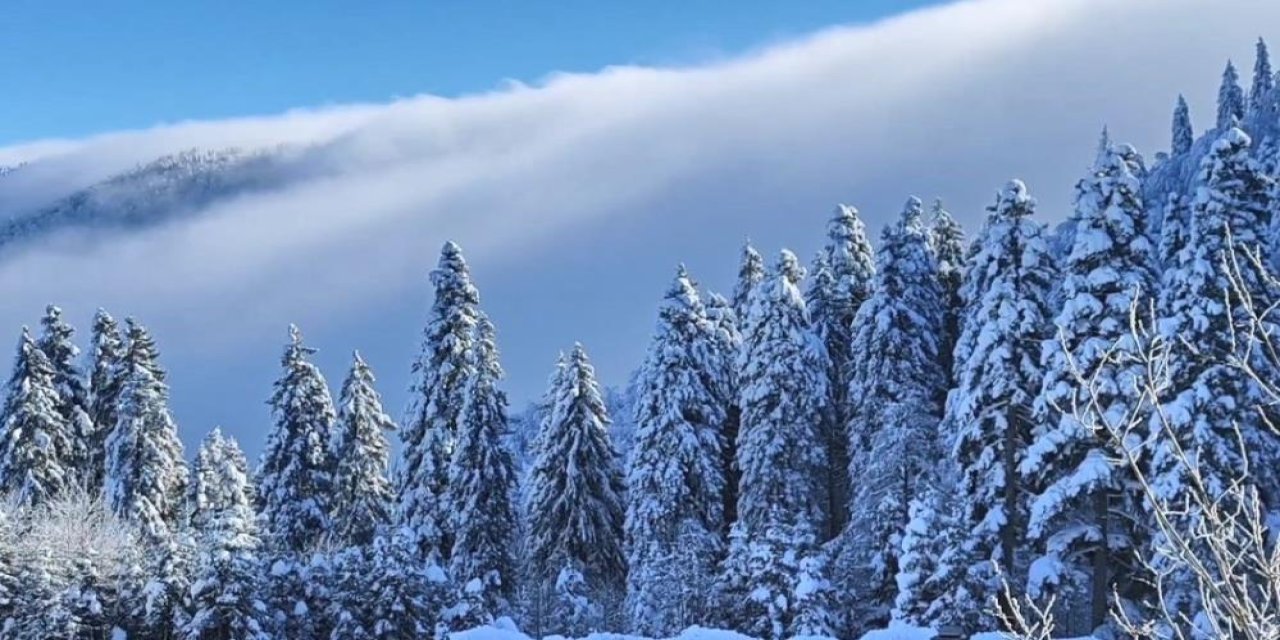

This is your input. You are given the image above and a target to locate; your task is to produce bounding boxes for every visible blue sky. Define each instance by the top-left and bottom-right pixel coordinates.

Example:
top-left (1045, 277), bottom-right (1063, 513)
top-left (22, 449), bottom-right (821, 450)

top-left (0, 0), bottom-right (933, 145)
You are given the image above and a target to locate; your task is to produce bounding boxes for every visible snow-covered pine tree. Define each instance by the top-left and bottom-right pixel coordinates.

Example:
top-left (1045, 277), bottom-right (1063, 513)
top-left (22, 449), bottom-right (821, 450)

top-left (719, 507), bottom-right (833, 640)
top-left (840, 198), bottom-right (948, 632)
top-left (447, 316), bottom-right (519, 624)
top-left (330, 351), bottom-right (396, 548)
top-left (525, 344), bottom-right (626, 635)
top-left (1172, 95), bottom-right (1194, 156)
top-left (104, 318), bottom-right (190, 636)
top-left (734, 249), bottom-right (829, 533)
top-left (892, 486), bottom-right (944, 625)
top-left (399, 241), bottom-right (482, 562)
top-left (36, 306), bottom-right (93, 490)
top-left (371, 533), bottom-right (449, 638)
top-left (703, 291), bottom-right (742, 534)
top-left (1251, 38), bottom-right (1274, 114)
top-left (324, 529), bottom-right (448, 639)
top-left (1149, 127), bottom-right (1277, 628)
top-left (1217, 60), bottom-right (1245, 130)
top-left (732, 241), bottom-right (765, 322)
top-left (256, 325), bottom-right (338, 639)
top-left (183, 429), bottom-right (270, 640)
top-left (258, 324), bottom-right (337, 554)
top-left (916, 467), bottom-right (982, 632)
top-left (805, 203), bottom-right (875, 538)
top-left (625, 266), bottom-right (727, 635)
top-left (86, 309), bottom-right (125, 493)
top-left (929, 198), bottom-right (967, 359)
top-left (0, 328), bottom-right (73, 506)
top-left (105, 319), bottom-right (188, 538)
top-left (943, 180), bottom-right (1057, 629)
top-left (1022, 143), bottom-right (1157, 633)
top-left (718, 250), bottom-right (832, 639)
top-left (929, 201), bottom-right (966, 319)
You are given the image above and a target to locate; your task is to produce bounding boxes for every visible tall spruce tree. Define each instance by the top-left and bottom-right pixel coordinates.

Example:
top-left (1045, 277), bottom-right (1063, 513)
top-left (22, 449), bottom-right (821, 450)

top-left (806, 203), bottom-right (875, 538)
top-left (1172, 95), bottom-right (1194, 156)
top-left (929, 198), bottom-right (967, 339)
top-left (732, 241), bottom-right (765, 322)
top-left (625, 267), bottom-right (727, 635)
top-left (399, 241), bottom-right (482, 562)
top-left (1217, 60), bottom-right (1245, 130)
top-left (105, 319), bottom-right (190, 636)
top-left (717, 250), bottom-right (833, 639)
top-left (943, 180), bottom-right (1057, 629)
top-left (1252, 38), bottom-right (1274, 114)
top-left (36, 306), bottom-right (93, 489)
top-left (106, 319), bottom-right (187, 541)
top-left (447, 317), bottom-right (519, 623)
top-left (0, 328), bottom-right (73, 506)
top-left (733, 249), bottom-right (829, 532)
top-left (840, 197), bottom-right (948, 632)
top-left (702, 291), bottom-right (742, 534)
top-left (929, 199), bottom-right (968, 386)
top-left (1023, 143), bottom-right (1157, 632)
top-left (183, 430), bottom-right (270, 640)
top-left (86, 309), bottom-right (125, 493)
top-left (257, 324), bottom-right (337, 553)
top-left (525, 344), bottom-right (626, 632)
top-left (331, 351), bottom-right (396, 547)
top-left (1149, 127), bottom-right (1276, 627)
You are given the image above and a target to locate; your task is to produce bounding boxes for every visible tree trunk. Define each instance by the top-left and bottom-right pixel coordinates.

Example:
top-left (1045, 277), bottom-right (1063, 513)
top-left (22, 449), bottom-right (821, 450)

top-left (1090, 489), bottom-right (1111, 631)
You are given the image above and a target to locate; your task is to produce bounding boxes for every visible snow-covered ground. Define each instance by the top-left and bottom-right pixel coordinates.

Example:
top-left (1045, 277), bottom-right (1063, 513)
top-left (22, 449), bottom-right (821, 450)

top-left (450, 620), bottom-right (1097, 640)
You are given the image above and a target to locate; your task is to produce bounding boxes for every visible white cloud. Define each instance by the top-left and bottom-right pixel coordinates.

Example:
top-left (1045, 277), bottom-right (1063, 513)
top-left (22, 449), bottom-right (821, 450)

top-left (0, 0), bottom-right (1273, 447)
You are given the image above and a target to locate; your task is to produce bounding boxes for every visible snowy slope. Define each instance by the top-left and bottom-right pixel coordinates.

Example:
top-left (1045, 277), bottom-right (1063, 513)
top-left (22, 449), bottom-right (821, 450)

top-left (0, 146), bottom-right (321, 254)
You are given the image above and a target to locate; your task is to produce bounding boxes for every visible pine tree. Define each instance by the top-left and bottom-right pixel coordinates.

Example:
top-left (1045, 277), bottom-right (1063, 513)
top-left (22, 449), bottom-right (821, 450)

top-left (625, 267), bottom-right (727, 635)
top-left (718, 250), bottom-right (831, 639)
top-left (183, 430), bottom-right (270, 640)
top-left (1252, 38), bottom-right (1274, 114)
top-left (1172, 95), bottom-right (1194, 156)
top-left (841, 197), bottom-right (949, 632)
top-left (734, 249), bottom-right (829, 533)
top-left (0, 328), bottom-right (73, 506)
top-left (86, 309), bottom-right (125, 493)
top-left (525, 344), bottom-right (626, 635)
top-left (1149, 127), bottom-right (1276, 627)
top-left (916, 467), bottom-right (982, 631)
top-left (104, 318), bottom-right (190, 636)
top-left (447, 317), bottom-right (519, 623)
top-left (731, 241), bottom-right (765, 322)
top-left (330, 351), bottom-right (396, 548)
top-left (105, 320), bottom-right (187, 540)
top-left (369, 533), bottom-right (448, 638)
top-left (806, 203), bottom-right (875, 537)
top-left (399, 241), bottom-right (482, 562)
top-left (943, 180), bottom-right (1057, 628)
top-left (258, 324), bottom-right (337, 554)
top-left (892, 487), bottom-right (944, 625)
top-left (36, 305), bottom-right (93, 490)
top-left (718, 509), bottom-right (831, 640)
top-left (703, 291), bottom-right (742, 535)
top-left (1217, 60), bottom-right (1245, 130)
top-left (929, 199), bottom-right (967, 344)
top-left (1023, 143), bottom-right (1157, 632)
